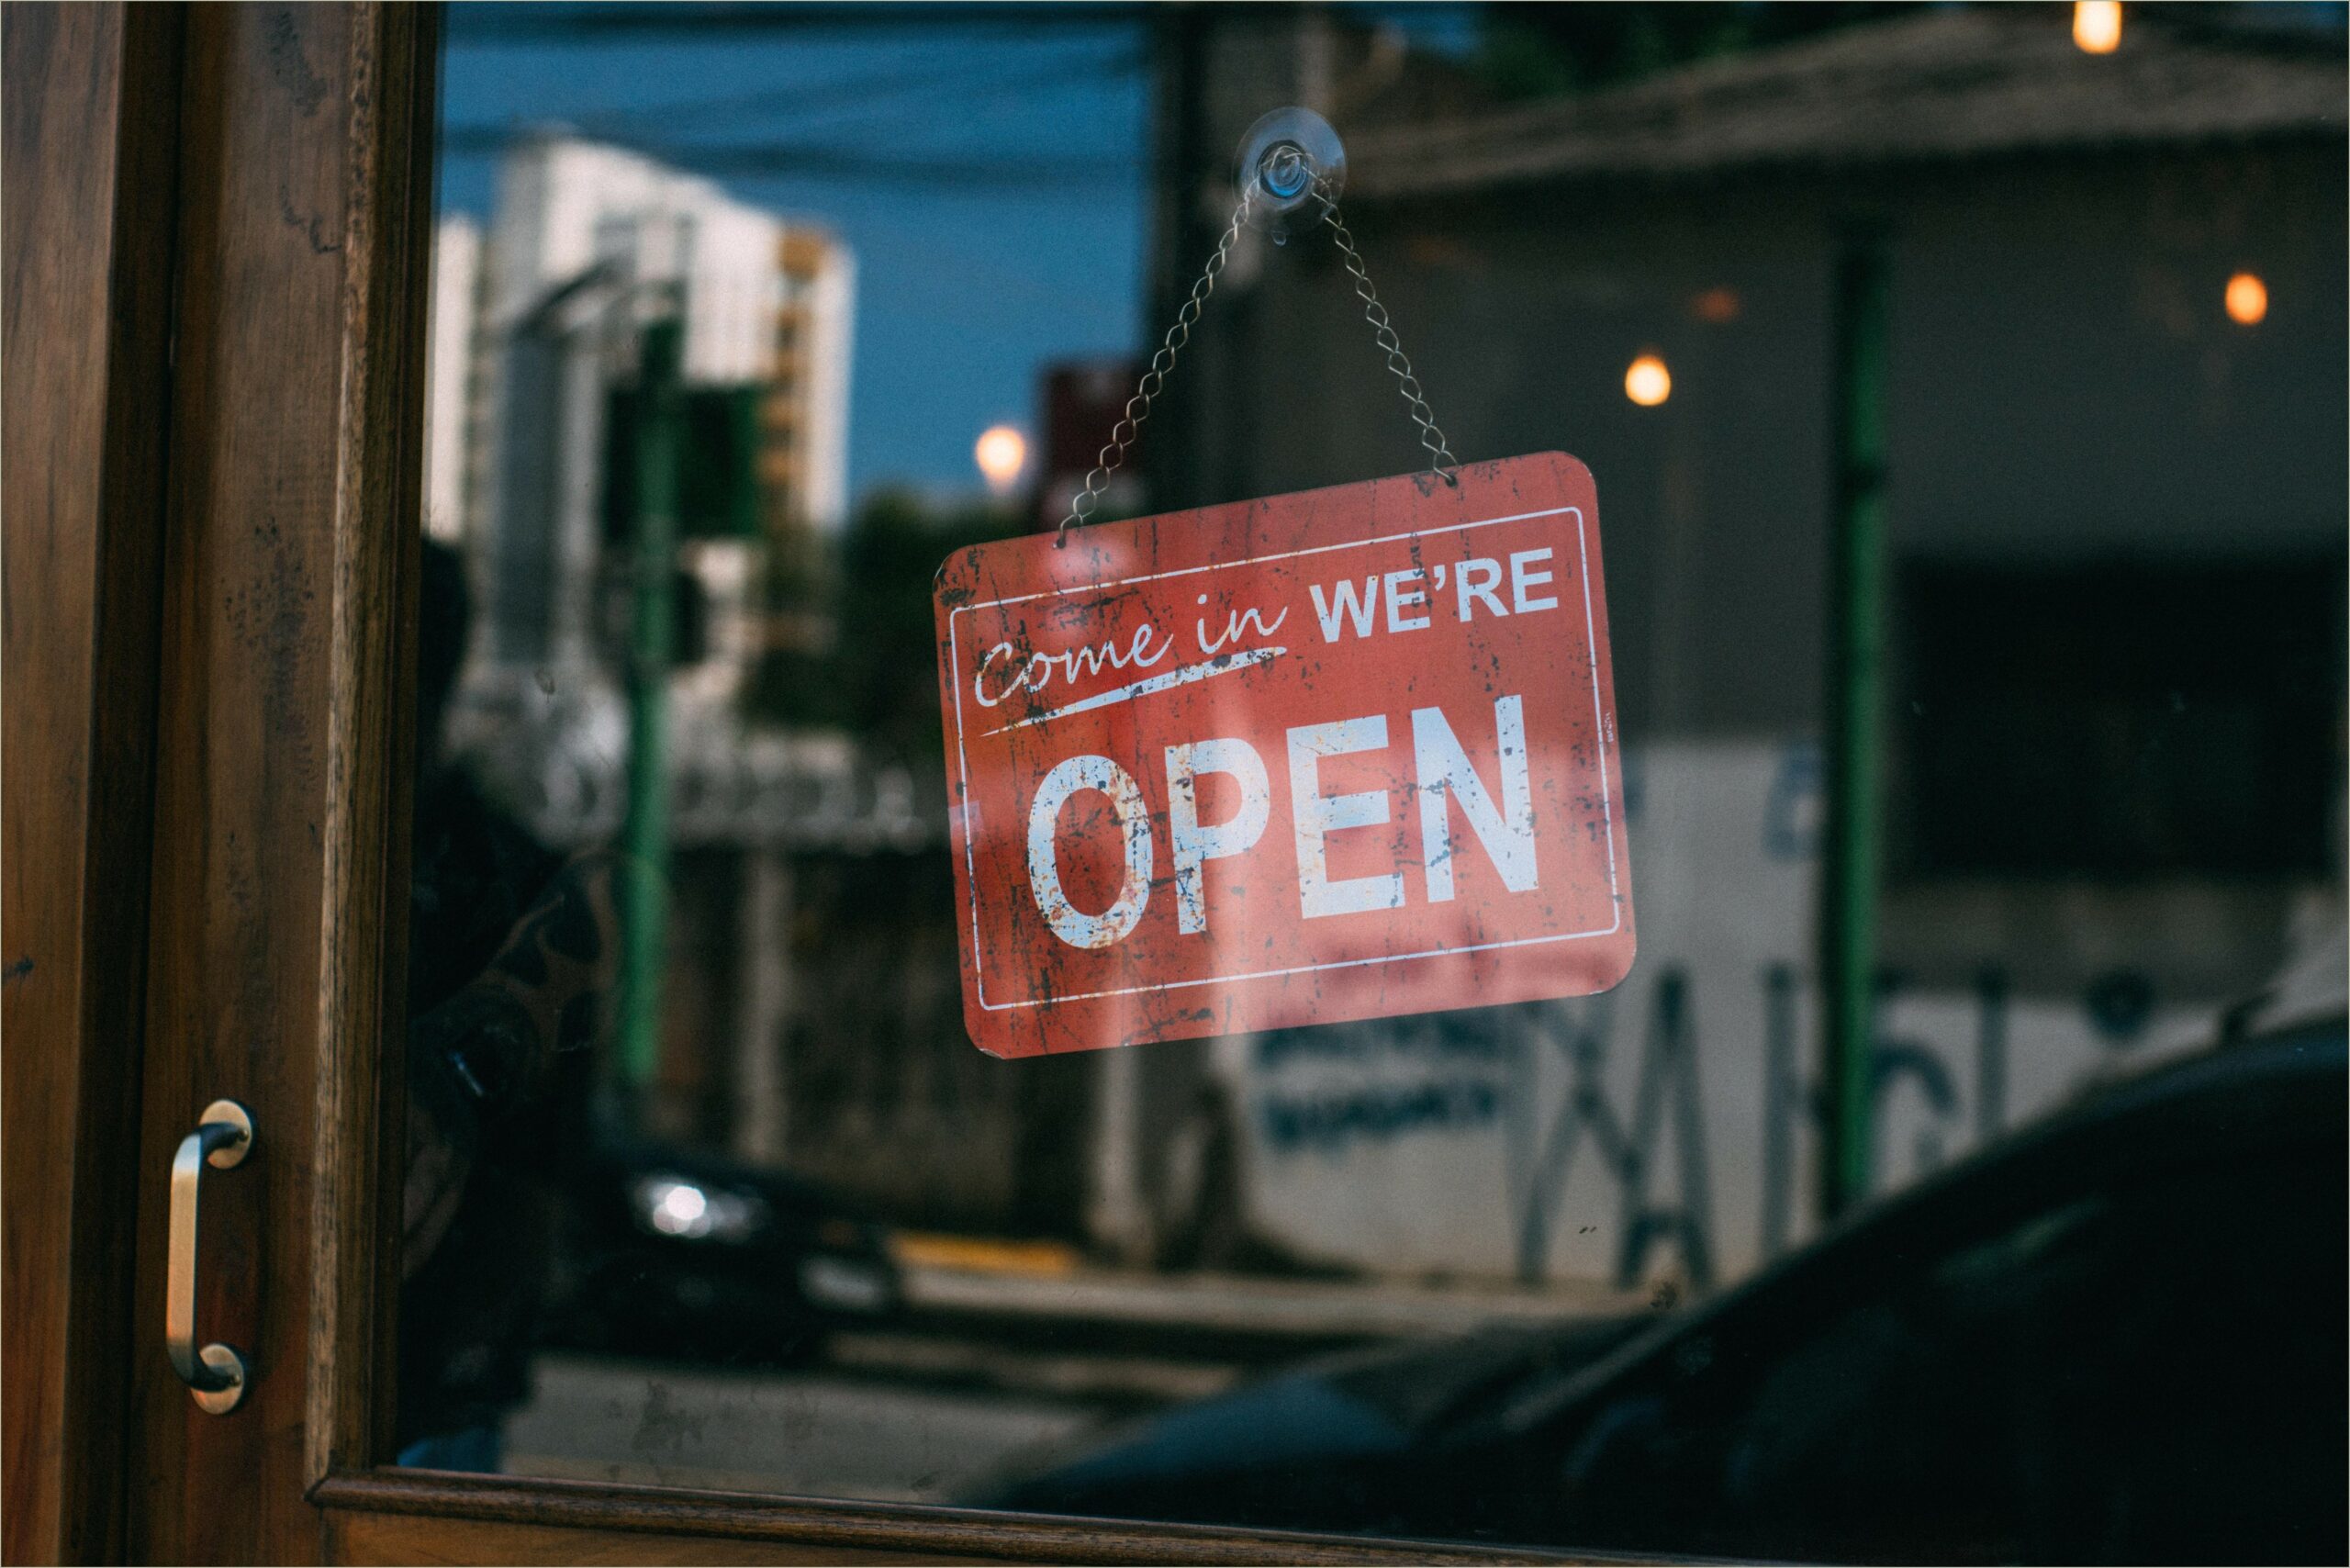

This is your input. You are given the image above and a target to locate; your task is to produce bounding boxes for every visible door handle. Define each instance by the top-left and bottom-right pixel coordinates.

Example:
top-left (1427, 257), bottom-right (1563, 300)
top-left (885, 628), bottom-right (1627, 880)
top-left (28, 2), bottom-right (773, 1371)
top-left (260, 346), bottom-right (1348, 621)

top-left (167, 1099), bottom-right (253, 1414)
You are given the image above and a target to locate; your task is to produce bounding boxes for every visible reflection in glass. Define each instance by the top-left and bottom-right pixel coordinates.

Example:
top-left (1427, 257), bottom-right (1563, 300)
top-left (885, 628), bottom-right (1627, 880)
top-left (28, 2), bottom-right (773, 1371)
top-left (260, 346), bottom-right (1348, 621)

top-left (397, 6), bottom-right (2347, 1560)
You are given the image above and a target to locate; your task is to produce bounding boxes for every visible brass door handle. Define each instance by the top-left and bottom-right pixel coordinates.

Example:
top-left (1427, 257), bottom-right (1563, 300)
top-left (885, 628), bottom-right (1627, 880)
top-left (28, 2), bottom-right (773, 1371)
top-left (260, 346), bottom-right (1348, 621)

top-left (167, 1100), bottom-right (252, 1414)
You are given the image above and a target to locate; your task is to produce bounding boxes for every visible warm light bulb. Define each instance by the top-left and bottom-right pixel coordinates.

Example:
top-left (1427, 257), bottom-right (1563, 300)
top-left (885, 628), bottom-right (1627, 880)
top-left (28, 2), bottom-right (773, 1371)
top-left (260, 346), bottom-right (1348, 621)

top-left (975, 425), bottom-right (1028, 494)
top-left (2225, 271), bottom-right (2268, 326)
top-left (1624, 353), bottom-right (1672, 408)
top-left (2073, 0), bottom-right (2121, 54)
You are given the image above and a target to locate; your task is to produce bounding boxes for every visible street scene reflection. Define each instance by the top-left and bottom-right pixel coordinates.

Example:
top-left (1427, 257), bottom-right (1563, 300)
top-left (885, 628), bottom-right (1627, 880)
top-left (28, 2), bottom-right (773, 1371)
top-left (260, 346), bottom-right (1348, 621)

top-left (399, 5), bottom-right (2347, 1560)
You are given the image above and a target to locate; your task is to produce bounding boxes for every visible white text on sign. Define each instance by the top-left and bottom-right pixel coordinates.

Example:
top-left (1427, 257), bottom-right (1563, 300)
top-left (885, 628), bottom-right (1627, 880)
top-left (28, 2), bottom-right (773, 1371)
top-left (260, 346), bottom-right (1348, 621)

top-left (1308, 549), bottom-right (1560, 641)
top-left (1025, 694), bottom-right (1536, 948)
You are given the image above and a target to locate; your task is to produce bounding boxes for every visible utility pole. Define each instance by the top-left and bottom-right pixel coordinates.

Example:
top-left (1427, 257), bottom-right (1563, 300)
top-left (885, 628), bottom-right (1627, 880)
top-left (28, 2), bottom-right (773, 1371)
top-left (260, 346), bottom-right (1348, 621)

top-left (1147, 3), bottom-right (1212, 512)
top-left (618, 312), bottom-right (684, 1101)
top-left (1817, 230), bottom-right (1891, 1223)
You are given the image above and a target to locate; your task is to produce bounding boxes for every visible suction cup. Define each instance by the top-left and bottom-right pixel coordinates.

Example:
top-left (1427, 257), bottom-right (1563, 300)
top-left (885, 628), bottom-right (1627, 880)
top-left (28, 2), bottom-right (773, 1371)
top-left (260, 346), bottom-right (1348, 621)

top-left (1235, 106), bottom-right (1345, 237)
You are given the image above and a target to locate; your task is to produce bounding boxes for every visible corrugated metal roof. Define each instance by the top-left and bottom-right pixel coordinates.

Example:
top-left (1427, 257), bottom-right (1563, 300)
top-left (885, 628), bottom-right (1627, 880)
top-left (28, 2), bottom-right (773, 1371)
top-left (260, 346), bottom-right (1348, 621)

top-left (1346, 6), bottom-right (2346, 199)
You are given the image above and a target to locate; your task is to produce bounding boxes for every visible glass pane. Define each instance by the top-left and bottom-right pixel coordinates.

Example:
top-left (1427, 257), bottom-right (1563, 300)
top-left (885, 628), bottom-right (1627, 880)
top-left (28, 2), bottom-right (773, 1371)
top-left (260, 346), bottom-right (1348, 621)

top-left (397, 4), bottom-right (2348, 1559)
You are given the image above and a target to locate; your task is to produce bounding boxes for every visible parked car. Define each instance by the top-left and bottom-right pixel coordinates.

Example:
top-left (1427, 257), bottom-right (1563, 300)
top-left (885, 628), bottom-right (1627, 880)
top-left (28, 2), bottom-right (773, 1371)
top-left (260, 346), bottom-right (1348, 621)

top-left (976, 1022), bottom-right (2348, 1563)
top-left (543, 1142), bottom-right (904, 1363)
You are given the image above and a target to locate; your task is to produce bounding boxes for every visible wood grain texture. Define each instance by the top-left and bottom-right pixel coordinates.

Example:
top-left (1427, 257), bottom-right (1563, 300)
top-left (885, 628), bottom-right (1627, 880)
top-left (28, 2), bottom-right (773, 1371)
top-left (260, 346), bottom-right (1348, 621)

top-left (123, 6), bottom-right (431, 1561)
top-left (307, 0), bottom-right (439, 1495)
top-left (325, 1510), bottom-right (990, 1566)
top-left (2, 5), bottom-right (182, 1561)
top-left (311, 1474), bottom-right (1584, 1566)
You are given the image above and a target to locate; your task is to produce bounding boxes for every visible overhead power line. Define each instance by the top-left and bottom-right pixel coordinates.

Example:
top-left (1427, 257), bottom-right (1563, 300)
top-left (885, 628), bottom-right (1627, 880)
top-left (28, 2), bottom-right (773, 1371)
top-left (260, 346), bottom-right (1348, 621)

top-left (439, 39), bottom-right (1150, 191)
top-left (445, 4), bottom-right (1148, 43)
top-left (443, 2), bottom-right (1470, 44)
top-left (537, 43), bottom-right (1145, 140)
top-left (439, 125), bottom-right (1142, 190)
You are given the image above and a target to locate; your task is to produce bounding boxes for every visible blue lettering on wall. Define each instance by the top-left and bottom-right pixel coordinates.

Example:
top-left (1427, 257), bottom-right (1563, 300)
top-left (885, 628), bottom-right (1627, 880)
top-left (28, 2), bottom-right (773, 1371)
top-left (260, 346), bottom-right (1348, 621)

top-left (1258, 1078), bottom-right (1502, 1155)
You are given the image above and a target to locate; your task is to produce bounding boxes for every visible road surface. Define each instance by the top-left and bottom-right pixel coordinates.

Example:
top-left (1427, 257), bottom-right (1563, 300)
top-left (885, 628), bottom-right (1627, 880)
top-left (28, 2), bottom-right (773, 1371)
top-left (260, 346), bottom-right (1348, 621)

top-left (504, 1352), bottom-right (1112, 1503)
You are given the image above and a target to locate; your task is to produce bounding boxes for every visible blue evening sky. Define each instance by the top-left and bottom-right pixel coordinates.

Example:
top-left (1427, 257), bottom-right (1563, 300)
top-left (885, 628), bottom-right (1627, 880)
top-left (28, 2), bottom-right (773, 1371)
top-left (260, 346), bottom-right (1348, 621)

top-left (438, 5), bottom-right (1476, 509)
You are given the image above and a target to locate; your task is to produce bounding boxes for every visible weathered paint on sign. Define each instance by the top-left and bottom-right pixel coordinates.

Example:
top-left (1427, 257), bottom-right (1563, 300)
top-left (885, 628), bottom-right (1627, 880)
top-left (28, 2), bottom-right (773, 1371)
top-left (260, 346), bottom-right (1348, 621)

top-left (934, 453), bottom-right (1634, 1058)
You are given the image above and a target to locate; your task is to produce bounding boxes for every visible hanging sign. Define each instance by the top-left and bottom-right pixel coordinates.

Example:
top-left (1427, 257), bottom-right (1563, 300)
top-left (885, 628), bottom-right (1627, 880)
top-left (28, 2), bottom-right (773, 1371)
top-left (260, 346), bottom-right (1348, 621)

top-left (934, 453), bottom-right (1633, 1058)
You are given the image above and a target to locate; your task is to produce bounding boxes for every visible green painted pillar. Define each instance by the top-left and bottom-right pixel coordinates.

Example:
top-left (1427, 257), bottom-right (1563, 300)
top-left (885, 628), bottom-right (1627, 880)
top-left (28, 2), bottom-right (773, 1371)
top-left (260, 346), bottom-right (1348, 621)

top-left (619, 315), bottom-right (684, 1093)
top-left (1818, 232), bottom-right (1890, 1222)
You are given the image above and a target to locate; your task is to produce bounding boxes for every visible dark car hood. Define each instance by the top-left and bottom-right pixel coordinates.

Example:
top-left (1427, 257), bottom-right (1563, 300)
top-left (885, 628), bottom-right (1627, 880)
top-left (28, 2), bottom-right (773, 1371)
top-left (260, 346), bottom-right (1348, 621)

top-left (973, 1313), bottom-right (1652, 1527)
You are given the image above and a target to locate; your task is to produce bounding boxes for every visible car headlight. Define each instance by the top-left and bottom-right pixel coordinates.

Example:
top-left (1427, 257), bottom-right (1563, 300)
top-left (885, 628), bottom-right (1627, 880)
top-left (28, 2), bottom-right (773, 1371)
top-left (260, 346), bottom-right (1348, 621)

top-left (800, 1254), bottom-right (892, 1314)
top-left (630, 1174), bottom-right (768, 1244)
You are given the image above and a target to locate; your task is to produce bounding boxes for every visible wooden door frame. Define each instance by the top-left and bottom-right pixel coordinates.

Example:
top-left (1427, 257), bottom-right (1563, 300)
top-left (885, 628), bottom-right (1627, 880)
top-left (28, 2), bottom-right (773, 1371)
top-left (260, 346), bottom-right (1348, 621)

top-left (50, 6), bottom-right (1583, 1562)
top-left (3, 6), bottom-right (184, 1562)
top-left (116, 2), bottom-right (433, 1558)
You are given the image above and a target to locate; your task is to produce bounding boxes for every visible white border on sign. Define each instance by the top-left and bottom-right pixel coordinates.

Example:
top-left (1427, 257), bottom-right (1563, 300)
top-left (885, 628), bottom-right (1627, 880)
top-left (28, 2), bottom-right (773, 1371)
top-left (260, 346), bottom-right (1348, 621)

top-left (946, 503), bottom-right (1620, 1013)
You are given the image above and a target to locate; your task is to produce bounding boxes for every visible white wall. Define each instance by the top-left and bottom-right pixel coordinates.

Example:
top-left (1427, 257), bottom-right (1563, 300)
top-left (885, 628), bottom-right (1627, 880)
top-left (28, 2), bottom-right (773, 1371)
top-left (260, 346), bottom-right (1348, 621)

top-left (488, 135), bottom-right (783, 386)
top-left (795, 234), bottom-right (856, 532)
top-left (1213, 738), bottom-right (2224, 1289)
top-left (424, 216), bottom-right (483, 543)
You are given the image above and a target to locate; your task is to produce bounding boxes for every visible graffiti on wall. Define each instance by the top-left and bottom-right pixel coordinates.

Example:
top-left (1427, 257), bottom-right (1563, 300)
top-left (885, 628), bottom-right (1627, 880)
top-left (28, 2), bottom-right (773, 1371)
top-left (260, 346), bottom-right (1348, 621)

top-left (1241, 958), bottom-right (2167, 1290)
top-left (1224, 741), bottom-right (2184, 1290)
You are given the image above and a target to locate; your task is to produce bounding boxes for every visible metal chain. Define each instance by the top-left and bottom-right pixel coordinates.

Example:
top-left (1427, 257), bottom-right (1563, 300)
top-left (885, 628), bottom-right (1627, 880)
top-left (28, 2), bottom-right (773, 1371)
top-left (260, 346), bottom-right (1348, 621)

top-left (1055, 188), bottom-right (1257, 543)
top-left (1315, 174), bottom-right (1459, 486)
top-left (1056, 174), bottom-right (1460, 543)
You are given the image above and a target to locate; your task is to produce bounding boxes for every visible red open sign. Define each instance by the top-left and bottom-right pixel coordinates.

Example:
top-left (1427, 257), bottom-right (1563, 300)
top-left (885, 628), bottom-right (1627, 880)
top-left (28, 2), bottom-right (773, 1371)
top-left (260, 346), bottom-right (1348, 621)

top-left (934, 453), bottom-right (1634, 1058)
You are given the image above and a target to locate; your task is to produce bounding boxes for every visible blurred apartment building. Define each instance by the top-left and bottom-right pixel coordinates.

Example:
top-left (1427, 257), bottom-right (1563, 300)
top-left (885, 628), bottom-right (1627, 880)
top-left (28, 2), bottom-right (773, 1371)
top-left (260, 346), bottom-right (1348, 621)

top-left (420, 137), bottom-right (940, 1148)
top-left (423, 130), bottom-right (868, 778)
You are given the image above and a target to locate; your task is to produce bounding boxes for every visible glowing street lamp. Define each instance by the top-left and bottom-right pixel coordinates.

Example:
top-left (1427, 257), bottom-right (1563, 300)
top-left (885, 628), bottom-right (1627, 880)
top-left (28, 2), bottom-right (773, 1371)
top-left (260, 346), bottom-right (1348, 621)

top-left (1624, 353), bottom-right (1672, 408)
top-left (2073, 1), bottom-right (2122, 54)
top-left (2225, 271), bottom-right (2268, 326)
top-left (975, 424), bottom-right (1028, 495)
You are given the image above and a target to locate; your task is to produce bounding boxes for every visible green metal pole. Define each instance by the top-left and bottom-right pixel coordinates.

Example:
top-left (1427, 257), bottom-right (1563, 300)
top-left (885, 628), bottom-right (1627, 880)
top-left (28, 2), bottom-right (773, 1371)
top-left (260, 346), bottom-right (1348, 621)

top-left (619, 315), bottom-right (684, 1093)
top-left (1818, 232), bottom-right (1890, 1223)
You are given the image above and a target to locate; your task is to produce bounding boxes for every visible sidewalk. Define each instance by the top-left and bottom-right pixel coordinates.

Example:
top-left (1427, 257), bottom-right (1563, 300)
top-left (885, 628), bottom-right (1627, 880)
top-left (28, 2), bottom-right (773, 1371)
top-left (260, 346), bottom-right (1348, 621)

top-left (893, 1236), bottom-right (1648, 1343)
